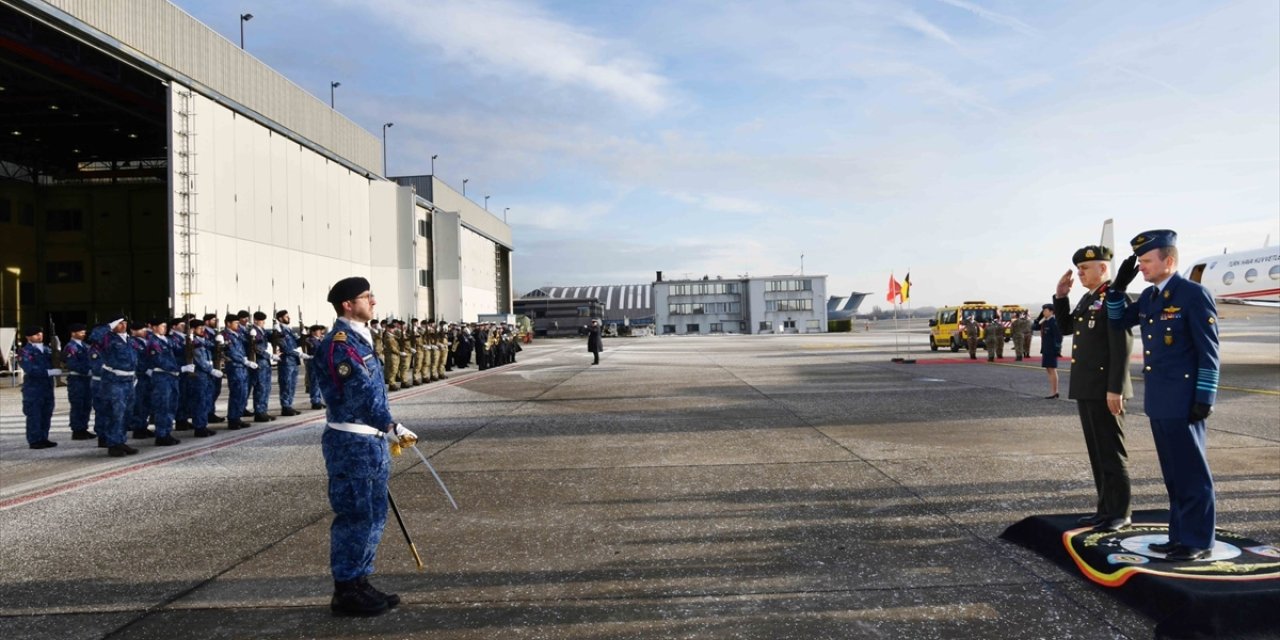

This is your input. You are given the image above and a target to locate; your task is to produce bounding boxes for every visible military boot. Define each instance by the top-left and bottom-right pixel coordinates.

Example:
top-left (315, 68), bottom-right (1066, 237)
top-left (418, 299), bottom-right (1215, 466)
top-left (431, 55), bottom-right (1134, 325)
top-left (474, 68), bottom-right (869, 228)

top-left (330, 580), bottom-right (388, 617)
top-left (356, 576), bottom-right (400, 608)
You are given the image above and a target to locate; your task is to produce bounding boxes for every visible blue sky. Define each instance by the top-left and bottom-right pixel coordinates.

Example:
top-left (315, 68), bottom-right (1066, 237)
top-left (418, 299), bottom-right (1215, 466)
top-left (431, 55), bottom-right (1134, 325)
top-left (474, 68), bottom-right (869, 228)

top-left (177, 0), bottom-right (1278, 308)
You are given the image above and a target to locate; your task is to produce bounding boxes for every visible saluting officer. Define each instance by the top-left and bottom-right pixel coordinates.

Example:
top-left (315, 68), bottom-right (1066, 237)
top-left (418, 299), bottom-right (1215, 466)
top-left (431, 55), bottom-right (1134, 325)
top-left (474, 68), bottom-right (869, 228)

top-left (1107, 230), bottom-right (1220, 561)
top-left (317, 277), bottom-right (415, 616)
top-left (1055, 245), bottom-right (1134, 532)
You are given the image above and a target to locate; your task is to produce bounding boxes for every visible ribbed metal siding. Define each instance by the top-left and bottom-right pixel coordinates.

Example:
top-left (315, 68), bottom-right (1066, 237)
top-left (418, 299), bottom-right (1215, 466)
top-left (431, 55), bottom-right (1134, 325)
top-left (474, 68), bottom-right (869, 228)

top-left (38, 0), bottom-right (381, 174)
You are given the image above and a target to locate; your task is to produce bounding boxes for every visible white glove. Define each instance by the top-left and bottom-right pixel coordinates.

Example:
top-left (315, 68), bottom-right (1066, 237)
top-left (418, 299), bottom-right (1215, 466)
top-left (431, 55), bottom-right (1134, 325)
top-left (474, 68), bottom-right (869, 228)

top-left (47, 368), bottom-right (63, 376)
top-left (300, 352), bottom-right (312, 360)
top-left (180, 364), bottom-right (196, 373)
top-left (294, 347), bottom-right (304, 356)
top-left (269, 356), bottom-right (280, 365)
top-left (245, 360), bottom-right (259, 370)
top-left (211, 369), bottom-right (224, 379)
top-left (385, 423), bottom-right (417, 445)
top-left (145, 369), bottom-right (154, 377)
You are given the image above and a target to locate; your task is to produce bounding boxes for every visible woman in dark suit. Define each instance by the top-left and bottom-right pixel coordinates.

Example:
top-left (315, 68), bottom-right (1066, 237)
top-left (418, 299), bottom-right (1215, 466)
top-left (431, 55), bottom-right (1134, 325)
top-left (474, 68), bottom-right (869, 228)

top-left (1033, 303), bottom-right (1063, 398)
top-left (586, 319), bottom-right (603, 365)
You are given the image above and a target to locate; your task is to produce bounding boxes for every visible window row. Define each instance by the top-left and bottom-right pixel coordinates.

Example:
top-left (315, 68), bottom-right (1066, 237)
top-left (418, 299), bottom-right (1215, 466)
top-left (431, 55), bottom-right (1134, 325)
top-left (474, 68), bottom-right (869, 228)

top-left (765, 279), bottom-right (812, 292)
top-left (668, 282), bottom-right (740, 296)
top-left (765, 298), bottom-right (813, 311)
top-left (668, 302), bottom-right (741, 315)
top-left (1221, 265), bottom-right (1280, 285)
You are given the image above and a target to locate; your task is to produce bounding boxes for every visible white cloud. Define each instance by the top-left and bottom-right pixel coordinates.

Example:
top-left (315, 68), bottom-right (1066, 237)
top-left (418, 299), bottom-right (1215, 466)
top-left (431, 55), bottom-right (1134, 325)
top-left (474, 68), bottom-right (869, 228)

top-left (936, 0), bottom-right (1040, 38)
top-left (343, 0), bottom-right (672, 112)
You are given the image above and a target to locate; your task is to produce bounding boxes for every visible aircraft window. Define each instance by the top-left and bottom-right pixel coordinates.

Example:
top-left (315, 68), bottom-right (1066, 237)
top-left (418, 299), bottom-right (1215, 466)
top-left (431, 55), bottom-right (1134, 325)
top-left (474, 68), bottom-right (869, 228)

top-left (1271, 265), bottom-right (1280, 280)
top-left (1245, 268), bottom-right (1258, 283)
top-left (1222, 271), bottom-right (1234, 286)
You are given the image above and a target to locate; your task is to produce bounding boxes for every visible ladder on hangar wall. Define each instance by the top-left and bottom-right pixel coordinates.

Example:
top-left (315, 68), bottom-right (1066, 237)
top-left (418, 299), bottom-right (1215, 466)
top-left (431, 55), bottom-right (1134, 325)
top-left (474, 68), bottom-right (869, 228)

top-left (175, 88), bottom-right (199, 312)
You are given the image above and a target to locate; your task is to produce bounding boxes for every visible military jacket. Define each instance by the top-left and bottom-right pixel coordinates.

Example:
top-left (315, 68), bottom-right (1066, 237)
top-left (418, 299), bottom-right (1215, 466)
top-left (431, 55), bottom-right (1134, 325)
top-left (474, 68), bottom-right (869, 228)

top-left (275, 325), bottom-right (302, 364)
top-left (64, 339), bottom-right (92, 376)
top-left (1107, 272), bottom-right (1219, 418)
top-left (191, 334), bottom-right (215, 375)
top-left (316, 318), bottom-right (393, 430)
top-left (1055, 282), bottom-right (1132, 400)
top-left (129, 335), bottom-right (149, 374)
top-left (99, 331), bottom-right (138, 381)
top-left (218, 328), bottom-right (250, 369)
top-left (144, 334), bottom-right (181, 374)
top-left (18, 343), bottom-right (54, 381)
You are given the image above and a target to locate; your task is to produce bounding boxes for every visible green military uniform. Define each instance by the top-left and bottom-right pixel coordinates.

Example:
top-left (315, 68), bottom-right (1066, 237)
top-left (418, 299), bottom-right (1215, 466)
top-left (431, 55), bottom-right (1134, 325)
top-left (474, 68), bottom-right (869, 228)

top-left (1056, 245), bottom-right (1134, 527)
top-left (962, 317), bottom-right (980, 360)
top-left (984, 319), bottom-right (1004, 361)
top-left (382, 321), bottom-right (401, 391)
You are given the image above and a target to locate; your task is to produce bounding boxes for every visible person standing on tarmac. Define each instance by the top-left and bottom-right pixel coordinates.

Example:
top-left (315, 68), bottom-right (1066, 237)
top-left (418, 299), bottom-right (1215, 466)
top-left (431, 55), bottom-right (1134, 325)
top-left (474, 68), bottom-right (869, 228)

top-left (1033, 304), bottom-right (1063, 398)
top-left (18, 326), bottom-right (62, 449)
top-left (587, 318), bottom-right (604, 365)
top-left (1055, 245), bottom-right (1134, 532)
top-left (317, 278), bottom-right (416, 617)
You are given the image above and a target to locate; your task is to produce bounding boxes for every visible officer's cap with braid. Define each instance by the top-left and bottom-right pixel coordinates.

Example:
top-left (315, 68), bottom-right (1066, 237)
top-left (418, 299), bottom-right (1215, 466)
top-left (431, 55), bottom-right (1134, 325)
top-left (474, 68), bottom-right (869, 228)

top-left (1130, 229), bottom-right (1177, 256)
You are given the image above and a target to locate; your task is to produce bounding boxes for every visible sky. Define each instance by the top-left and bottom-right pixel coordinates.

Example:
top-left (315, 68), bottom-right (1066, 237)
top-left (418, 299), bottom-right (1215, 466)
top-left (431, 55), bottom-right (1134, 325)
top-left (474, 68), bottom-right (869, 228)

top-left (176, 0), bottom-right (1279, 308)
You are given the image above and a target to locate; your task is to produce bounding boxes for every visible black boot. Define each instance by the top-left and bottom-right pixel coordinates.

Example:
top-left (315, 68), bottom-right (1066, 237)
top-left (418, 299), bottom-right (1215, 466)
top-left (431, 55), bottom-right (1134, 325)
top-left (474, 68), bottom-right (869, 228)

top-left (311, 402), bottom-right (327, 410)
top-left (330, 580), bottom-right (388, 617)
top-left (132, 429), bottom-right (156, 440)
top-left (175, 420), bottom-right (193, 431)
top-left (155, 435), bottom-right (182, 446)
top-left (208, 413), bottom-right (226, 424)
top-left (357, 577), bottom-right (400, 608)
top-left (280, 407), bottom-right (300, 417)
top-left (194, 429), bottom-right (216, 438)
top-left (254, 413), bottom-right (273, 423)
top-left (72, 431), bottom-right (97, 440)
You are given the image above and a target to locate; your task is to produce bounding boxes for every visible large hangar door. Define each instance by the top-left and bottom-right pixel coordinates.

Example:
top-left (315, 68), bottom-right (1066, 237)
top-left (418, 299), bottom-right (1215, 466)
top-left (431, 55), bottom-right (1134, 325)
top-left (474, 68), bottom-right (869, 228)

top-left (0, 3), bottom-right (169, 333)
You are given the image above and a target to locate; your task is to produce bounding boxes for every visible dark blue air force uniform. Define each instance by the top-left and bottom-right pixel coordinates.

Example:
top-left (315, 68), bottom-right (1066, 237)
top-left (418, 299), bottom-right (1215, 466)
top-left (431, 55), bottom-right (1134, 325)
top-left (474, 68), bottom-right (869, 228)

top-left (18, 341), bottom-right (56, 445)
top-left (1107, 231), bottom-right (1220, 550)
top-left (316, 317), bottom-right (395, 583)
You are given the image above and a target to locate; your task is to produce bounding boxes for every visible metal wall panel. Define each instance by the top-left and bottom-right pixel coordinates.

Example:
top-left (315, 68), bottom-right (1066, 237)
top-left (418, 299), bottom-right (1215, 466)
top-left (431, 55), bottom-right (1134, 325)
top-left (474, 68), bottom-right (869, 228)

top-left (36, 0), bottom-right (382, 174)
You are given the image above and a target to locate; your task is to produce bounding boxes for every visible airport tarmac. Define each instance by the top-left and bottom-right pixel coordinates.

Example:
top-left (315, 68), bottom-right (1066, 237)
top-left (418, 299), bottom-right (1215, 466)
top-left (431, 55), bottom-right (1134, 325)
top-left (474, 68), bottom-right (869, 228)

top-left (0, 320), bottom-right (1276, 639)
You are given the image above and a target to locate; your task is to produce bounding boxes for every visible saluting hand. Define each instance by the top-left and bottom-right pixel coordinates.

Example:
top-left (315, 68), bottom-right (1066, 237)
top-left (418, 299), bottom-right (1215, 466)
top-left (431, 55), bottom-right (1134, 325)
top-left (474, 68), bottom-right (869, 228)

top-left (1112, 255), bottom-right (1139, 292)
top-left (1055, 270), bottom-right (1074, 298)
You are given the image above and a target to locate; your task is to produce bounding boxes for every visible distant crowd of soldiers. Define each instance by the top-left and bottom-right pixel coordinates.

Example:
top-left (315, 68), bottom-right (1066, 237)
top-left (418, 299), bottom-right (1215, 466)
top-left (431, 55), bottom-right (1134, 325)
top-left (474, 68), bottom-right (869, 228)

top-left (12, 310), bottom-right (523, 456)
top-left (959, 313), bottom-right (1035, 361)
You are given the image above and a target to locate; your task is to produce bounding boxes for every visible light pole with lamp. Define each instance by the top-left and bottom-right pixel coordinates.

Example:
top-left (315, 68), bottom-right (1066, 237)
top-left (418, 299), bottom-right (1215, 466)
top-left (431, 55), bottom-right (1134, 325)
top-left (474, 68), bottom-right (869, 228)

top-left (239, 13), bottom-right (253, 49)
top-left (503, 207), bottom-right (509, 223)
top-left (381, 122), bottom-right (394, 176)
top-left (430, 155), bottom-right (437, 175)
top-left (329, 81), bottom-right (340, 108)
top-left (462, 179), bottom-right (468, 197)
top-left (484, 195), bottom-right (490, 211)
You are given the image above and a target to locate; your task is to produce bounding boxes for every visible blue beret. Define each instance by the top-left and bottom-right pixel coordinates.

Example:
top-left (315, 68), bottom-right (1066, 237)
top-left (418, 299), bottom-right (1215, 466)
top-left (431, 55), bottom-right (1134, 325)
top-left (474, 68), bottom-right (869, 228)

top-left (68, 322), bottom-right (86, 332)
top-left (1130, 229), bottom-right (1176, 256)
top-left (23, 326), bottom-right (43, 337)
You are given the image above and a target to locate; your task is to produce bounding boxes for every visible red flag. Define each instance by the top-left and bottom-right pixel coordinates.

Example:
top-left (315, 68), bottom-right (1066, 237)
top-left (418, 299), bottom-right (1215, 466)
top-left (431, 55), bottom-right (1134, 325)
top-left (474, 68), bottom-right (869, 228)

top-left (886, 274), bottom-right (901, 303)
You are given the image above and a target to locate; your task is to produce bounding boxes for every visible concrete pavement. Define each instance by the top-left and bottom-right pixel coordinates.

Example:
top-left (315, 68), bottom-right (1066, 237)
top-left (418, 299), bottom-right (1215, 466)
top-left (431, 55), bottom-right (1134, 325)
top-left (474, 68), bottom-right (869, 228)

top-left (0, 326), bottom-right (1276, 639)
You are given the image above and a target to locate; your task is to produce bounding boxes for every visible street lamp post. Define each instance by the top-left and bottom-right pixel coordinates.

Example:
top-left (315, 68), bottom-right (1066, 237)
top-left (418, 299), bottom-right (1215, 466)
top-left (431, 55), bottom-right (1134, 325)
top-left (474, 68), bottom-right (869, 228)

top-left (430, 154), bottom-right (437, 175)
top-left (462, 179), bottom-right (468, 197)
top-left (330, 81), bottom-right (340, 108)
top-left (504, 207), bottom-right (510, 223)
top-left (381, 122), bottom-right (394, 176)
top-left (484, 195), bottom-right (490, 211)
top-left (239, 13), bottom-right (253, 49)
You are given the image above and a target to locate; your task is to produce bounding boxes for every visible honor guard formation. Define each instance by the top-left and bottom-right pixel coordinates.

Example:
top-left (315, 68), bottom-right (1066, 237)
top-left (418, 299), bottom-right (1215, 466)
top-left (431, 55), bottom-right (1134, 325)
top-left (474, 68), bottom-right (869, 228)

top-left (11, 305), bottom-right (524, 457)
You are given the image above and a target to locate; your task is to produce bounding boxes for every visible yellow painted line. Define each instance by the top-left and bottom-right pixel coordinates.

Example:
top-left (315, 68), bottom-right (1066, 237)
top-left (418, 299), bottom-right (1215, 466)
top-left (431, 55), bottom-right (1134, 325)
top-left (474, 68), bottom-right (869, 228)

top-left (1218, 385), bottom-right (1280, 396)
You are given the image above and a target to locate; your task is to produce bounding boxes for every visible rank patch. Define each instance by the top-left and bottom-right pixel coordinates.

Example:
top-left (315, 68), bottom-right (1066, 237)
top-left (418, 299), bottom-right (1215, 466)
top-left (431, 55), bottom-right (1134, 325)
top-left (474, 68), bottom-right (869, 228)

top-left (336, 361), bottom-right (353, 378)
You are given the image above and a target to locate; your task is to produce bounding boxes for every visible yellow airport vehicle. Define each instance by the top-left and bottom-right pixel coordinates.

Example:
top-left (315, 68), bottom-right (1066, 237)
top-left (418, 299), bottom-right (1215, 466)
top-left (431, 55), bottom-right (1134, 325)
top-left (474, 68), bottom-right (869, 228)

top-left (929, 301), bottom-right (999, 352)
top-left (999, 304), bottom-right (1028, 339)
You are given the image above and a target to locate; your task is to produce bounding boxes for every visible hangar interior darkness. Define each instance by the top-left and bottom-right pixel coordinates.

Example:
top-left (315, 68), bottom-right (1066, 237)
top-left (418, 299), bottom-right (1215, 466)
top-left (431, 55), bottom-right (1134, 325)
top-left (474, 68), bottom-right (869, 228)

top-left (0, 1), bottom-right (169, 331)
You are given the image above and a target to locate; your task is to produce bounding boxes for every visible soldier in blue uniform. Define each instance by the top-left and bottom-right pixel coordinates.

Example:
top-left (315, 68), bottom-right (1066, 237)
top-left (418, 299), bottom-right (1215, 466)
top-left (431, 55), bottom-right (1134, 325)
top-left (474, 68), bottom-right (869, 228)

top-left (273, 309), bottom-right (303, 416)
top-left (18, 326), bottom-right (61, 449)
top-left (248, 311), bottom-right (275, 422)
top-left (1107, 229), bottom-right (1220, 562)
top-left (218, 314), bottom-right (254, 430)
top-left (304, 324), bottom-right (327, 410)
top-left (63, 322), bottom-right (96, 440)
top-left (317, 276), bottom-right (415, 617)
top-left (184, 319), bottom-right (220, 438)
top-left (128, 321), bottom-right (154, 439)
top-left (98, 318), bottom-right (141, 457)
top-left (143, 319), bottom-right (191, 446)
top-left (170, 316), bottom-right (192, 431)
top-left (202, 312), bottom-right (226, 424)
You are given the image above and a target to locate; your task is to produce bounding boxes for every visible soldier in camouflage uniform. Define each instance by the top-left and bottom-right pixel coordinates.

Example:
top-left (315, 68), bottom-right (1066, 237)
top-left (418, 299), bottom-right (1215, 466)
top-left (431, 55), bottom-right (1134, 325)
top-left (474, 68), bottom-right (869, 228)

top-left (382, 319), bottom-right (400, 391)
top-left (1011, 313), bottom-right (1033, 361)
top-left (985, 318), bottom-right (1005, 361)
top-left (962, 316), bottom-right (981, 360)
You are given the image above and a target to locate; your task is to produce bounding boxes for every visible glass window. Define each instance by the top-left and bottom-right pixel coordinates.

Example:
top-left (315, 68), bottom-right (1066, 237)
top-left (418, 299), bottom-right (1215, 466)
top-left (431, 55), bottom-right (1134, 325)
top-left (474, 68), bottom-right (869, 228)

top-left (686, 324), bottom-right (700, 334)
top-left (46, 209), bottom-right (84, 232)
top-left (709, 323), bottom-right (723, 333)
top-left (662, 324), bottom-right (676, 335)
top-left (1223, 271), bottom-right (1235, 286)
top-left (1270, 265), bottom-right (1280, 281)
top-left (1244, 268), bottom-right (1258, 283)
top-left (759, 321), bottom-right (771, 331)
top-left (46, 261), bottom-right (84, 284)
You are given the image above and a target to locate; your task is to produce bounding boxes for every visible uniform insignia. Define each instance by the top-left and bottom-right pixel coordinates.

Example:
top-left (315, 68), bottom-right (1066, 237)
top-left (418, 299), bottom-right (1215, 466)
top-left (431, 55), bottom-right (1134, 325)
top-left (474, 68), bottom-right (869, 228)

top-left (1085, 249), bottom-right (1096, 258)
top-left (1208, 317), bottom-right (1216, 324)
top-left (333, 331), bottom-right (347, 343)
top-left (1163, 291), bottom-right (1170, 299)
top-left (336, 361), bottom-right (353, 378)
top-left (1163, 306), bottom-right (1180, 313)
top-left (1164, 335), bottom-right (1173, 346)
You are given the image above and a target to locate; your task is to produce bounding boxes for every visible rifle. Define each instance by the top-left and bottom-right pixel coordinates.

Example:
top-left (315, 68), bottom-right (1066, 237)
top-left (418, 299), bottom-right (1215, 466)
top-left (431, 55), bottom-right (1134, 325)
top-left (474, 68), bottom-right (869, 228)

top-left (48, 314), bottom-right (64, 368)
top-left (297, 306), bottom-right (308, 356)
top-left (184, 315), bottom-right (197, 377)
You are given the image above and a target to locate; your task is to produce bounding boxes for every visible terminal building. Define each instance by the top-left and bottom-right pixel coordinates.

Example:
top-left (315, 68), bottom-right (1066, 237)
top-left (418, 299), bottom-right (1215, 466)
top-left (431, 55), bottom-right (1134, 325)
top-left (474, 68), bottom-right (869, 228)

top-left (0, 0), bottom-right (512, 333)
top-left (652, 273), bottom-right (828, 335)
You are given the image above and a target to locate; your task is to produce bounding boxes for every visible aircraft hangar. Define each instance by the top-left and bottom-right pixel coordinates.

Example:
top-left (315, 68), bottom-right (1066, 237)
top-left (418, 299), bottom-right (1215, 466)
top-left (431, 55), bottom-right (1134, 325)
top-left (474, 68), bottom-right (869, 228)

top-left (0, 0), bottom-right (512, 333)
